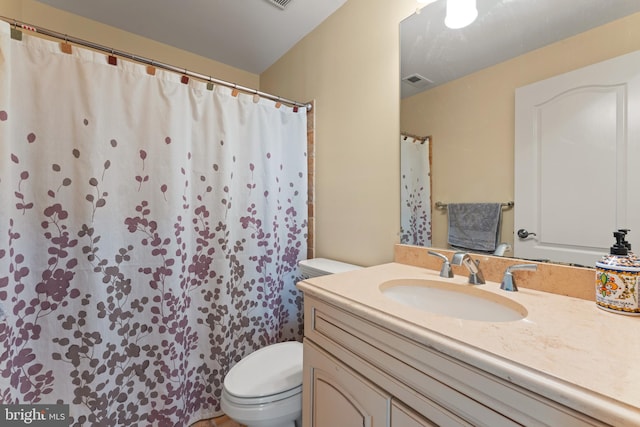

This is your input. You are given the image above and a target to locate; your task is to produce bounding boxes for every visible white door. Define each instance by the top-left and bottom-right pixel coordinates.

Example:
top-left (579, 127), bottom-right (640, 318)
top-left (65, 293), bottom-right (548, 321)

top-left (515, 50), bottom-right (640, 266)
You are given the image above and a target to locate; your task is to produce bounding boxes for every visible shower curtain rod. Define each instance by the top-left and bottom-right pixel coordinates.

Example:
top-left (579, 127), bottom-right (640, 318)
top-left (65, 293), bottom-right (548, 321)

top-left (1, 16), bottom-right (312, 111)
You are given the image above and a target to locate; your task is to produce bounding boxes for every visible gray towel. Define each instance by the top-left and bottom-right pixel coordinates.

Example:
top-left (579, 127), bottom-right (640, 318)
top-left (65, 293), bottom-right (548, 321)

top-left (447, 203), bottom-right (502, 252)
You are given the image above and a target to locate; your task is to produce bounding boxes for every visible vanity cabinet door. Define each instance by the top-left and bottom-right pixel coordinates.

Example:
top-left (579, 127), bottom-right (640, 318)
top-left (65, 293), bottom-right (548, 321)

top-left (303, 340), bottom-right (391, 427)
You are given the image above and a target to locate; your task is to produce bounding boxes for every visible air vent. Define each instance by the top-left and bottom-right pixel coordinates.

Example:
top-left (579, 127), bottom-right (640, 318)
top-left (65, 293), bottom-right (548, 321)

top-left (265, 0), bottom-right (293, 9)
top-left (402, 73), bottom-right (433, 88)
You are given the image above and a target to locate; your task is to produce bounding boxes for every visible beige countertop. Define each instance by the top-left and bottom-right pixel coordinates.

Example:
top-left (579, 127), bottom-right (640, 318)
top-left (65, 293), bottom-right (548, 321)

top-left (298, 262), bottom-right (640, 426)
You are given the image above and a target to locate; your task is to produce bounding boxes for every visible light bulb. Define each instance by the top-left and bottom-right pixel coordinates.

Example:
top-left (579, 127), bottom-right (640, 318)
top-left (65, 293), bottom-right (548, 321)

top-left (445, 0), bottom-right (478, 29)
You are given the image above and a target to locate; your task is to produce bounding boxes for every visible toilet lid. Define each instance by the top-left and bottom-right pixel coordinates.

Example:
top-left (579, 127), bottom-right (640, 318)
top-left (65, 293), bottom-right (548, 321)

top-left (224, 341), bottom-right (303, 399)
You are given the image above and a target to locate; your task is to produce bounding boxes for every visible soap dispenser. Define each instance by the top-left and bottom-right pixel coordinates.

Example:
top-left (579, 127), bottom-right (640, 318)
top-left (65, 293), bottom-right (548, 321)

top-left (595, 230), bottom-right (640, 315)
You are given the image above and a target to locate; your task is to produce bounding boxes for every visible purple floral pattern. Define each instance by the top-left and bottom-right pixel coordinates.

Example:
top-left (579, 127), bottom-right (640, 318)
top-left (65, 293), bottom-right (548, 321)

top-left (400, 136), bottom-right (432, 246)
top-left (0, 24), bottom-right (307, 426)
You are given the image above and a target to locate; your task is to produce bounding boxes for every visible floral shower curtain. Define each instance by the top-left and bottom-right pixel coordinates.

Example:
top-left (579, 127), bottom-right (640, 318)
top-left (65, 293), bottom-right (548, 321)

top-left (0, 22), bottom-right (307, 426)
top-left (400, 134), bottom-right (431, 246)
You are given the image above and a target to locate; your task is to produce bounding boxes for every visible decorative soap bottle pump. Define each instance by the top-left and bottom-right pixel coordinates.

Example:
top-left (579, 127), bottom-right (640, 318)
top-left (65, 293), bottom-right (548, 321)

top-left (617, 228), bottom-right (637, 262)
top-left (595, 230), bottom-right (640, 316)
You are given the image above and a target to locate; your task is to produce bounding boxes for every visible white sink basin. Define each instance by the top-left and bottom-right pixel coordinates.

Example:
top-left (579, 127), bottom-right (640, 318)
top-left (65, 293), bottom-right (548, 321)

top-left (380, 279), bottom-right (527, 322)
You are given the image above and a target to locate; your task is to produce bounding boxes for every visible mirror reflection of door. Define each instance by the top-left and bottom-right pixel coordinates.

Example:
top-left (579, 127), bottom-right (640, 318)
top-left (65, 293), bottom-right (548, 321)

top-left (400, 134), bottom-right (432, 246)
top-left (515, 49), bottom-right (640, 266)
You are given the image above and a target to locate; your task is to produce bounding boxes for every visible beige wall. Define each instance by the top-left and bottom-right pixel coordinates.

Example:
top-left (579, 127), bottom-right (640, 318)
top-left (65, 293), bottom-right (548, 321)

top-left (401, 11), bottom-right (640, 251)
top-left (0, 0), bottom-right (258, 88)
top-left (262, 0), bottom-right (418, 266)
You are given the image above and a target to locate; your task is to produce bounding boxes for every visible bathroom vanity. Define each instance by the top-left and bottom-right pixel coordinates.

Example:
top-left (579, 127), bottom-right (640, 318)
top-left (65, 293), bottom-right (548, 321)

top-left (297, 260), bottom-right (640, 427)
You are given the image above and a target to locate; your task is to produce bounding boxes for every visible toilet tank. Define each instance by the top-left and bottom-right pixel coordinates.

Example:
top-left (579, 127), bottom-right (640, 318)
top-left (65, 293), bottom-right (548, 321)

top-left (299, 258), bottom-right (362, 278)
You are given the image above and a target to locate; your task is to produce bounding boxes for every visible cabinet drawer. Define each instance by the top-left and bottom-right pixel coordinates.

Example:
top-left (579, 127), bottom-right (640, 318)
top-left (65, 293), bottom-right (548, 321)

top-left (392, 400), bottom-right (438, 427)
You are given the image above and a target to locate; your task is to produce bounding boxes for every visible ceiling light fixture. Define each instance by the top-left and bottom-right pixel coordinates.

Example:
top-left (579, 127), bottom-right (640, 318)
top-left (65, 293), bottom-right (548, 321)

top-left (444, 0), bottom-right (478, 29)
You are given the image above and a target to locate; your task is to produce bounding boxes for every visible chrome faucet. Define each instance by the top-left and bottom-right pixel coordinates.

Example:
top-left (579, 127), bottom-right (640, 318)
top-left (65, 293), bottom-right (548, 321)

top-left (501, 264), bottom-right (538, 292)
top-left (451, 252), bottom-right (485, 284)
top-left (493, 243), bottom-right (512, 257)
top-left (428, 251), bottom-right (454, 278)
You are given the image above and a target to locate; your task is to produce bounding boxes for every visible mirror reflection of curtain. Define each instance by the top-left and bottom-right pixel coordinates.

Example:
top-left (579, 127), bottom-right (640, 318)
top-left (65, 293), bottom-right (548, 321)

top-left (400, 134), bottom-right (432, 246)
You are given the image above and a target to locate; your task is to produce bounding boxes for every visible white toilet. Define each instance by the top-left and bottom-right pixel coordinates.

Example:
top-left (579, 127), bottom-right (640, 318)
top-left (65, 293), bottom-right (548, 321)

top-left (220, 258), bottom-right (362, 427)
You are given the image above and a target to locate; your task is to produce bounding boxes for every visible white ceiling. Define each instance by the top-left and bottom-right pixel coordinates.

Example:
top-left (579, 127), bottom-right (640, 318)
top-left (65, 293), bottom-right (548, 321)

top-left (401, 0), bottom-right (640, 98)
top-left (35, 0), bottom-right (347, 74)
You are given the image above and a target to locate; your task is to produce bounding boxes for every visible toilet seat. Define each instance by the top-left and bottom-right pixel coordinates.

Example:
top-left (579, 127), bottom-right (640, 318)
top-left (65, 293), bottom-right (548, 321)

top-left (223, 341), bottom-right (303, 405)
top-left (223, 384), bottom-right (302, 406)
top-left (221, 391), bottom-right (302, 426)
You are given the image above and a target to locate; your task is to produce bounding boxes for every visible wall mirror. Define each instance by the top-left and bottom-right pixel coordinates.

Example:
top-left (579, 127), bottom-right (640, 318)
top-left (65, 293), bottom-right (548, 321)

top-left (399, 0), bottom-right (640, 266)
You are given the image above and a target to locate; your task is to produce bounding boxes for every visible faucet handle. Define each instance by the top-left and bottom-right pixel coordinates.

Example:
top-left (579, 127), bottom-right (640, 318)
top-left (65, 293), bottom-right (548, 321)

top-left (428, 251), bottom-right (454, 278)
top-left (501, 264), bottom-right (538, 292)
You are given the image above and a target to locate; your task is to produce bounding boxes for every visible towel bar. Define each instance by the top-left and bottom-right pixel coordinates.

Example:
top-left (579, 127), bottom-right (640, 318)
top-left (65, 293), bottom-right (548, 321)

top-left (435, 201), bottom-right (514, 209)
